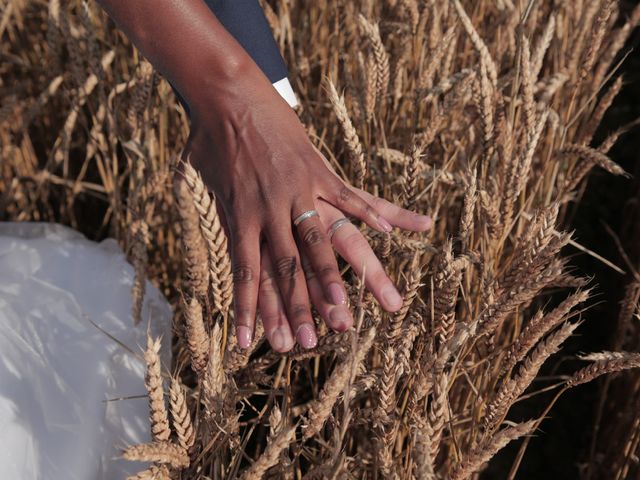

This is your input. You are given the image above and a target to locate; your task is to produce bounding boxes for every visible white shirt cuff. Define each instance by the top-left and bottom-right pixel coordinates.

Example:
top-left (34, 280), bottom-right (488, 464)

top-left (273, 77), bottom-right (298, 108)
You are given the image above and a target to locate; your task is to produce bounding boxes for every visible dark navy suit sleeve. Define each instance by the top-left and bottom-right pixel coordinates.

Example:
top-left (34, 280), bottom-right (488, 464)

top-left (204, 0), bottom-right (289, 84)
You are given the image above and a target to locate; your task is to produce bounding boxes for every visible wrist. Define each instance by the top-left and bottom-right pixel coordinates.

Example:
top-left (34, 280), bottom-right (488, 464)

top-left (184, 53), bottom-right (267, 121)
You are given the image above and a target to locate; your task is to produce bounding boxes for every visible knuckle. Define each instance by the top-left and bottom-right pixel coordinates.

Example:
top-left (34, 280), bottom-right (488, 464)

top-left (301, 225), bottom-right (325, 247)
top-left (275, 256), bottom-right (299, 279)
top-left (317, 264), bottom-right (336, 280)
top-left (290, 303), bottom-right (311, 320)
top-left (232, 263), bottom-right (254, 284)
top-left (364, 205), bottom-right (376, 218)
top-left (370, 196), bottom-right (389, 214)
top-left (301, 261), bottom-right (316, 280)
top-left (338, 186), bottom-right (352, 204)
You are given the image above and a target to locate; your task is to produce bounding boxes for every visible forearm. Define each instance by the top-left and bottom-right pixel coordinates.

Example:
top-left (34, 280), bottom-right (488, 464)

top-left (97, 0), bottom-right (264, 111)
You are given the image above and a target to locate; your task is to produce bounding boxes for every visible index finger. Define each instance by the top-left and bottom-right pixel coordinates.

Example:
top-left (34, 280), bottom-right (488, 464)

top-left (357, 189), bottom-right (432, 232)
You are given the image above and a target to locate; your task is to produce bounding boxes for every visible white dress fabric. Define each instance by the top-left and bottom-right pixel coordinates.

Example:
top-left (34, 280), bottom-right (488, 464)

top-left (0, 222), bottom-right (172, 479)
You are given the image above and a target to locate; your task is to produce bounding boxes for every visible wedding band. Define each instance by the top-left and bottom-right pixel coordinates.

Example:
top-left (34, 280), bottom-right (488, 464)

top-left (293, 209), bottom-right (319, 226)
top-left (328, 217), bottom-right (351, 239)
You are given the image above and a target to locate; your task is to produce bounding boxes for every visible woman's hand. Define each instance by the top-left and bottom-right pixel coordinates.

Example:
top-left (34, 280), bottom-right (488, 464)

top-left (256, 197), bottom-right (431, 352)
top-left (95, 0), bottom-right (430, 352)
top-left (185, 60), bottom-right (431, 352)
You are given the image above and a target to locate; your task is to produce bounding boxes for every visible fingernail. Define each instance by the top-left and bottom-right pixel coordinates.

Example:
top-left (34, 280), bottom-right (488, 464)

top-left (270, 326), bottom-right (291, 351)
top-left (327, 282), bottom-right (347, 305)
top-left (382, 284), bottom-right (403, 310)
top-left (378, 216), bottom-right (393, 232)
top-left (330, 308), bottom-right (352, 330)
top-left (236, 326), bottom-right (252, 349)
top-left (296, 324), bottom-right (318, 349)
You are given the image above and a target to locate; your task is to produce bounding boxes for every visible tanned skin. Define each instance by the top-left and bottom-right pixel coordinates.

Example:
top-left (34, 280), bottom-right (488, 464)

top-left (97, 0), bottom-right (432, 352)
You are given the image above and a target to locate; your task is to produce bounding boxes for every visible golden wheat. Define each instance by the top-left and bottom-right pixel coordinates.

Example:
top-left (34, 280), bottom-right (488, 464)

top-left (2, 1), bottom-right (640, 478)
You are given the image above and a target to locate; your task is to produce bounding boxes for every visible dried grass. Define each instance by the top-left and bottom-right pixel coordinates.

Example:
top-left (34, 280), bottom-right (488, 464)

top-left (1, 1), bottom-right (639, 478)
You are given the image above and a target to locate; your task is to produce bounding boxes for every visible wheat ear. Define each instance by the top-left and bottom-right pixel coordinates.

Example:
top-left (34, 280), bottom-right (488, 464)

top-left (183, 294), bottom-right (209, 378)
top-left (484, 322), bottom-right (578, 432)
top-left (202, 322), bottom-right (225, 418)
top-left (567, 353), bottom-right (640, 388)
top-left (123, 442), bottom-right (189, 469)
top-left (327, 79), bottom-right (366, 189)
top-left (450, 421), bottom-right (536, 480)
top-left (452, 0), bottom-right (498, 86)
top-left (144, 336), bottom-right (170, 442)
top-left (126, 465), bottom-right (171, 480)
top-left (169, 379), bottom-right (195, 452)
top-left (358, 14), bottom-right (390, 99)
top-left (183, 161), bottom-right (233, 315)
top-left (174, 179), bottom-right (209, 300)
top-left (239, 423), bottom-right (296, 479)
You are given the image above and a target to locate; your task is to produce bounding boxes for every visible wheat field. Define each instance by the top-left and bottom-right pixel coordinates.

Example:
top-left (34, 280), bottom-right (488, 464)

top-left (1, 0), bottom-right (640, 478)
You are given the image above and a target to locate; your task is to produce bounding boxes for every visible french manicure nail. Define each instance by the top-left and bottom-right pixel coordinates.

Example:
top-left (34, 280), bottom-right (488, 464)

top-left (296, 324), bottom-right (318, 349)
top-left (327, 282), bottom-right (347, 305)
top-left (382, 284), bottom-right (403, 310)
top-left (236, 325), bottom-right (252, 349)
top-left (378, 216), bottom-right (393, 232)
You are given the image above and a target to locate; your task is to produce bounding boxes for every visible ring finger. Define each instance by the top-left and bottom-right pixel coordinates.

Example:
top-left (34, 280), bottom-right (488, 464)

top-left (266, 220), bottom-right (318, 349)
top-left (293, 201), bottom-right (349, 308)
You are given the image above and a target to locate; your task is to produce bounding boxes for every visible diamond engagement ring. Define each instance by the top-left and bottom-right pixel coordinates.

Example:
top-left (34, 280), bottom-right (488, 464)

top-left (328, 217), bottom-right (351, 240)
top-left (293, 209), bottom-right (319, 226)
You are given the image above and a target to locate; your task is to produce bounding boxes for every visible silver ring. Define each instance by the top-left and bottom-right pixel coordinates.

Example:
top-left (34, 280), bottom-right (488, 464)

top-left (293, 209), bottom-right (319, 226)
top-left (328, 217), bottom-right (351, 239)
